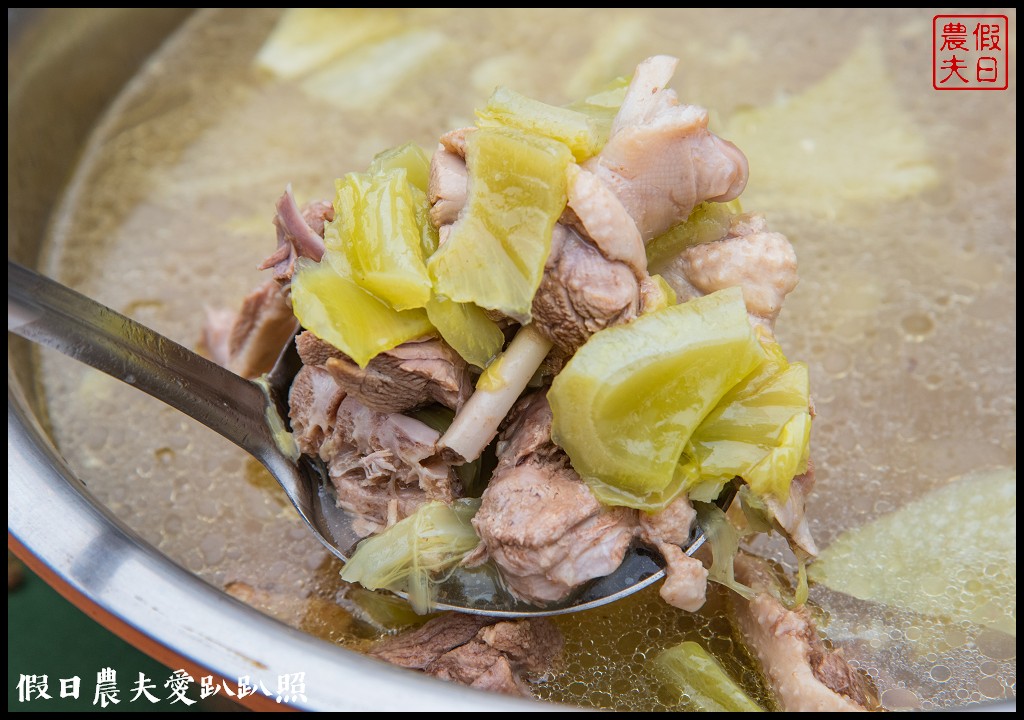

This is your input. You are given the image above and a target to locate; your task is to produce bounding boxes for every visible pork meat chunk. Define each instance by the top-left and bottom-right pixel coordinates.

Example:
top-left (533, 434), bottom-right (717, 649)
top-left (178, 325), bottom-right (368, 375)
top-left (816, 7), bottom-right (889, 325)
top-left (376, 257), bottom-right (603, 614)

top-left (659, 212), bottom-right (798, 331)
top-left (583, 55), bottom-right (748, 242)
top-left (371, 613), bottom-right (562, 698)
top-left (531, 224), bottom-right (640, 352)
top-left (471, 393), bottom-right (637, 604)
top-left (733, 553), bottom-right (871, 712)
top-left (640, 494), bottom-right (708, 612)
top-left (201, 279), bottom-right (297, 378)
top-left (324, 397), bottom-right (459, 535)
top-left (326, 337), bottom-right (472, 413)
top-left (297, 331), bottom-right (472, 414)
top-left (288, 365), bottom-right (346, 457)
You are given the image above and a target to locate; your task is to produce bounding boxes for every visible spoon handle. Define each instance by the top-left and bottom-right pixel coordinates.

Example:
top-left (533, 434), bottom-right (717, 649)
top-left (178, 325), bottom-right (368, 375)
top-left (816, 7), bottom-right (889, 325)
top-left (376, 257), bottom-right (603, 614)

top-left (8, 261), bottom-right (274, 459)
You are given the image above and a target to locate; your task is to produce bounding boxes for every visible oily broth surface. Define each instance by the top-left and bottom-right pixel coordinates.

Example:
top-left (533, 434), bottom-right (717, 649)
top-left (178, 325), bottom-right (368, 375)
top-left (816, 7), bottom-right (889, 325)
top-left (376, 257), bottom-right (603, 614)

top-left (40, 8), bottom-right (1015, 711)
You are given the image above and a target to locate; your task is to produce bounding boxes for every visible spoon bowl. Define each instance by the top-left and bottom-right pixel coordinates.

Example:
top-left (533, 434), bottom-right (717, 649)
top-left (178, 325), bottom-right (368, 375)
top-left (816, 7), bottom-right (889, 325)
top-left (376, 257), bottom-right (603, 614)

top-left (8, 260), bottom-right (722, 616)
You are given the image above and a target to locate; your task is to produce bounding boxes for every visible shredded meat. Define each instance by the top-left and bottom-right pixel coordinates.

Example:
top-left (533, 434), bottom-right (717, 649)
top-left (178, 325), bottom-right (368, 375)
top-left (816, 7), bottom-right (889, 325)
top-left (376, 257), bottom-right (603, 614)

top-left (259, 186), bottom-right (331, 287)
top-left (733, 553), bottom-right (871, 712)
top-left (370, 613), bottom-right (562, 697)
top-left (313, 396), bottom-right (459, 536)
top-left (659, 212), bottom-right (798, 331)
top-left (470, 393), bottom-right (638, 604)
top-left (201, 279), bottom-right (297, 378)
top-left (583, 55), bottom-right (748, 242)
top-left (288, 365), bottom-right (345, 457)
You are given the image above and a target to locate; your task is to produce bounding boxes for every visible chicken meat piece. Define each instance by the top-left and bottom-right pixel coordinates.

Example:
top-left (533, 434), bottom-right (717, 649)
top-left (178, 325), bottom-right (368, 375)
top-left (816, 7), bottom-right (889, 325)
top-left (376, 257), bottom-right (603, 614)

top-left (438, 127), bottom-right (474, 158)
top-left (733, 553), bottom-right (872, 712)
top-left (258, 186), bottom-right (331, 287)
top-left (297, 331), bottom-right (472, 414)
top-left (531, 224), bottom-right (641, 352)
top-left (370, 613), bottom-right (562, 698)
top-left (201, 278), bottom-right (298, 378)
top-left (428, 144), bottom-right (468, 229)
top-left (470, 393), bottom-right (638, 604)
top-left (324, 396), bottom-right (459, 535)
top-left (640, 494), bottom-right (708, 612)
top-left (583, 55), bottom-right (748, 242)
top-left (563, 165), bottom-right (647, 278)
top-left (658, 212), bottom-right (798, 331)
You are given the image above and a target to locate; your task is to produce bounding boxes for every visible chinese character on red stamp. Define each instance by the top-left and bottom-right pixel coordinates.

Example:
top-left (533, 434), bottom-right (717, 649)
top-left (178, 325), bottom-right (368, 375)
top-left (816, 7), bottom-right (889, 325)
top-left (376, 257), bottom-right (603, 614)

top-left (933, 15), bottom-right (1009, 90)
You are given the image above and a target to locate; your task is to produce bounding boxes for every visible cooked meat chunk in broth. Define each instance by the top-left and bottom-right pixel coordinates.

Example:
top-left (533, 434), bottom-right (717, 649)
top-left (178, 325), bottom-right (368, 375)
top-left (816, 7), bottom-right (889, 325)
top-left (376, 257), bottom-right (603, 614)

top-left (732, 553), bottom-right (872, 712)
top-left (259, 186), bottom-right (330, 288)
top-left (531, 224), bottom-right (641, 352)
top-left (371, 613), bottom-right (562, 697)
top-left (323, 396), bottom-right (460, 535)
top-left (201, 278), bottom-right (297, 379)
top-left (469, 393), bottom-right (637, 604)
top-left (658, 212), bottom-right (798, 332)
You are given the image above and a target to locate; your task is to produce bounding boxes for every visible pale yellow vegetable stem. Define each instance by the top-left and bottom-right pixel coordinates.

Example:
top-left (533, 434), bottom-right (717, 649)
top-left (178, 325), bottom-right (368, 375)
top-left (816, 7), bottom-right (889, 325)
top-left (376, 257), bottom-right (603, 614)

top-left (438, 324), bottom-right (553, 463)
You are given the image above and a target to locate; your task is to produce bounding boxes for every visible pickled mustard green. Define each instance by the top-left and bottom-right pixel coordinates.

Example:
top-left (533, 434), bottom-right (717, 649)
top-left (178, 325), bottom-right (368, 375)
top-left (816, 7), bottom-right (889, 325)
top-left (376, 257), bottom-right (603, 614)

top-left (549, 288), bottom-right (765, 510)
top-left (291, 256), bottom-right (432, 368)
top-left (427, 126), bottom-right (572, 323)
top-left (424, 294), bottom-right (505, 369)
top-left (368, 141), bottom-right (431, 194)
top-left (477, 86), bottom-right (603, 162)
top-left (646, 200), bottom-right (743, 272)
top-left (331, 169), bottom-right (433, 311)
top-left (686, 340), bottom-right (811, 501)
top-left (652, 641), bottom-right (764, 712)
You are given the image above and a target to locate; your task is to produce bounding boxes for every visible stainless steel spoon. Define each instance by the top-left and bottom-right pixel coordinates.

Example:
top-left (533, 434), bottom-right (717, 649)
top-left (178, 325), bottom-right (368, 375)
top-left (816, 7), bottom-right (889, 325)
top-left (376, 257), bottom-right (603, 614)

top-left (8, 260), bottom-right (725, 617)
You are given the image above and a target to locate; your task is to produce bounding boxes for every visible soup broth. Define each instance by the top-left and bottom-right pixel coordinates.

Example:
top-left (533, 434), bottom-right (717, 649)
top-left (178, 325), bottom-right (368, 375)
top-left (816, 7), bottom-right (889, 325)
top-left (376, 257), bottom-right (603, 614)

top-left (39, 8), bottom-right (1015, 711)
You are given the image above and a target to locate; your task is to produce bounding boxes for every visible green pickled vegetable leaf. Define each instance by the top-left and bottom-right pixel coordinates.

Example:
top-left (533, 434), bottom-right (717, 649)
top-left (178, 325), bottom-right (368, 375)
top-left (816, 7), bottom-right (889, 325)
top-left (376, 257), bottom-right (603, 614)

top-left (331, 169), bottom-right (432, 311)
top-left (477, 86), bottom-right (603, 162)
top-left (369, 141), bottom-right (431, 194)
top-left (810, 468), bottom-right (1016, 636)
top-left (566, 76), bottom-right (629, 148)
top-left (652, 641), bottom-right (764, 712)
top-left (291, 256), bottom-right (432, 368)
top-left (338, 586), bottom-right (428, 633)
top-left (697, 503), bottom-right (755, 600)
top-left (255, 8), bottom-right (402, 79)
top-left (687, 340), bottom-right (811, 501)
top-left (425, 295), bottom-right (505, 369)
top-left (428, 126), bottom-right (572, 323)
top-left (549, 288), bottom-right (765, 510)
top-left (340, 499), bottom-right (481, 615)
top-left (643, 274), bottom-right (678, 314)
top-left (647, 200), bottom-right (743, 273)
